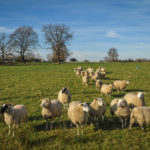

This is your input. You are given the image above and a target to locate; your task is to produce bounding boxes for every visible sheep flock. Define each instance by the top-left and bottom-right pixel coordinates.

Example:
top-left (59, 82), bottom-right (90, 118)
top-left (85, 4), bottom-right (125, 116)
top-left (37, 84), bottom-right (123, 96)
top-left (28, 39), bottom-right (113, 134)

top-left (0, 65), bottom-right (148, 138)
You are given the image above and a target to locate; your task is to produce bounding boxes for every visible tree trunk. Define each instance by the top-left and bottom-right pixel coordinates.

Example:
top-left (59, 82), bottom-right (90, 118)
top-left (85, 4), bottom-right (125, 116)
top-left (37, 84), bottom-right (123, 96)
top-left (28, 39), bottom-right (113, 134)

top-left (21, 55), bottom-right (25, 64)
top-left (2, 53), bottom-right (5, 63)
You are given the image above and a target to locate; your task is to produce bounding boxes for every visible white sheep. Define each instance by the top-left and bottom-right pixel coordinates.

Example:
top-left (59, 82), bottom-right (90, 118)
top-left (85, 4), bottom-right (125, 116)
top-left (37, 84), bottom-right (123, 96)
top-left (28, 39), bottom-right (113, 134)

top-left (82, 76), bottom-right (89, 86)
top-left (89, 71), bottom-right (95, 78)
top-left (40, 98), bottom-right (62, 130)
top-left (77, 66), bottom-right (82, 71)
top-left (100, 84), bottom-right (113, 97)
top-left (92, 72), bottom-right (100, 82)
top-left (100, 71), bottom-right (106, 78)
top-left (90, 98), bottom-right (106, 125)
top-left (58, 88), bottom-right (71, 109)
top-left (113, 80), bottom-right (129, 92)
top-left (84, 70), bottom-right (89, 76)
top-left (100, 67), bottom-right (105, 72)
top-left (129, 106), bottom-right (150, 130)
top-left (68, 101), bottom-right (89, 135)
top-left (76, 69), bottom-right (81, 76)
top-left (81, 71), bottom-right (85, 76)
top-left (96, 80), bottom-right (103, 89)
top-left (87, 67), bottom-right (94, 73)
top-left (110, 98), bottom-right (130, 128)
top-left (1, 104), bottom-right (28, 137)
top-left (124, 92), bottom-right (145, 109)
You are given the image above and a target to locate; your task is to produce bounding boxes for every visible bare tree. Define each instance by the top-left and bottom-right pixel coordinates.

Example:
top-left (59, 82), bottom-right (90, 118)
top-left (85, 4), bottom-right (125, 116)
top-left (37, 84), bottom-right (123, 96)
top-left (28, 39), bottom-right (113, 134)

top-left (9, 26), bottom-right (38, 63)
top-left (0, 33), bottom-right (10, 63)
top-left (42, 24), bottom-right (73, 64)
top-left (105, 48), bottom-right (119, 62)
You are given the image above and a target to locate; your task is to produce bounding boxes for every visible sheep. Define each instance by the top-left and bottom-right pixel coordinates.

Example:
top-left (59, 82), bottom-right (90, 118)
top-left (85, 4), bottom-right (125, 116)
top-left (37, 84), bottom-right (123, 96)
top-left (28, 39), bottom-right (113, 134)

top-left (40, 98), bottom-right (62, 130)
top-left (100, 71), bottom-right (106, 78)
top-left (87, 67), bottom-right (94, 73)
top-left (76, 69), bottom-right (81, 76)
top-left (96, 80), bottom-right (103, 89)
top-left (100, 84), bottom-right (113, 97)
top-left (89, 98), bottom-right (106, 125)
top-left (129, 106), bottom-right (150, 130)
top-left (113, 80), bottom-right (129, 92)
top-left (81, 71), bottom-right (85, 76)
top-left (74, 68), bottom-right (78, 73)
top-left (110, 98), bottom-right (130, 128)
top-left (96, 68), bottom-right (101, 73)
top-left (84, 70), bottom-right (89, 76)
top-left (68, 101), bottom-right (89, 135)
top-left (89, 71), bottom-right (95, 78)
top-left (0, 104), bottom-right (28, 137)
top-left (58, 88), bottom-right (71, 109)
top-left (92, 72), bottom-right (100, 82)
top-left (100, 67), bottom-right (105, 72)
top-left (77, 66), bottom-right (82, 71)
top-left (124, 92), bottom-right (145, 109)
top-left (82, 75), bottom-right (89, 86)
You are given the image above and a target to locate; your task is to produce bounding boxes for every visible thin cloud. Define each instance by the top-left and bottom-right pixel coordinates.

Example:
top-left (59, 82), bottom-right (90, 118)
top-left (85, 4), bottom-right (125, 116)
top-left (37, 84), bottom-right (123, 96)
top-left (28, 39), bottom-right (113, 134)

top-left (106, 31), bottom-right (119, 38)
top-left (0, 26), bottom-right (14, 33)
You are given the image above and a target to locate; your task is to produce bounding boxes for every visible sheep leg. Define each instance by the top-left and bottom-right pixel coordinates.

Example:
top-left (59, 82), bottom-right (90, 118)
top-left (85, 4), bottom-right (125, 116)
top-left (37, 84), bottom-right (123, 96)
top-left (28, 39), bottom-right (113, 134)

top-left (102, 115), bottom-right (105, 121)
top-left (50, 120), bottom-right (54, 130)
top-left (81, 125), bottom-right (84, 135)
top-left (124, 118), bottom-right (128, 127)
top-left (139, 122), bottom-right (144, 131)
top-left (70, 122), bottom-right (73, 127)
top-left (45, 119), bottom-right (49, 130)
top-left (129, 118), bottom-right (135, 130)
top-left (76, 124), bottom-right (79, 136)
top-left (120, 118), bottom-right (124, 128)
top-left (8, 125), bottom-right (11, 135)
top-left (12, 124), bottom-right (15, 137)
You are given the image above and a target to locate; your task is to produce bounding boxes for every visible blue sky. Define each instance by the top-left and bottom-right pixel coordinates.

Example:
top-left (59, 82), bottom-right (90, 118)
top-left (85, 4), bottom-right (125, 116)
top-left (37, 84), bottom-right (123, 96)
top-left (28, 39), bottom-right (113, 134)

top-left (0, 0), bottom-right (150, 61)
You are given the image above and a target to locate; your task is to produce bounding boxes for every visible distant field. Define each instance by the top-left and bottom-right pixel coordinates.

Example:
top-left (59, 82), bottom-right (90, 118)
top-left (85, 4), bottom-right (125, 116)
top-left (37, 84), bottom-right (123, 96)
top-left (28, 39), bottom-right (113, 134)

top-left (0, 62), bottom-right (150, 150)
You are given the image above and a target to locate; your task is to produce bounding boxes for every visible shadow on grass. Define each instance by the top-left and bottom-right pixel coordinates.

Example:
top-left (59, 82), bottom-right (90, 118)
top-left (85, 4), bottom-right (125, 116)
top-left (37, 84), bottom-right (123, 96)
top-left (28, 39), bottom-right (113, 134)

top-left (112, 93), bottom-right (125, 97)
top-left (125, 89), bottom-right (147, 92)
top-left (33, 120), bottom-right (72, 132)
top-left (91, 117), bottom-right (127, 131)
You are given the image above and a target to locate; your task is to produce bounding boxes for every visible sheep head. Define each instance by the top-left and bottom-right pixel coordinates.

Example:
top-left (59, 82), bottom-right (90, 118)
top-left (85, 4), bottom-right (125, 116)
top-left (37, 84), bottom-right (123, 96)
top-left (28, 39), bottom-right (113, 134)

top-left (117, 98), bottom-right (127, 108)
top-left (137, 92), bottom-right (144, 99)
top-left (40, 98), bottom-right (51, 108)
top-left (79, 103), bottom-right (89, 112)
top-left (94, 98), bottom-right (105, 106)
top-left (1, 104), bottom-right (9, 114)
top-left (62, 87), bottom-right (68, 93)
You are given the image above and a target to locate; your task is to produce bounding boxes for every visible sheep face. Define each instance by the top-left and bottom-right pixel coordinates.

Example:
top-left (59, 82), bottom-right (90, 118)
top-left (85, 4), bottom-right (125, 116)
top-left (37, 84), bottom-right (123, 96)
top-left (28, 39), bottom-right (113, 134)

top-left (137, 92), bottom-right (144, 99)
top-left (62, 87), bottom-right (67, 93)
top-left (80, 103), bottom-right (89, 112)
top-left (117, 99), bottom-right (127, 108)
top-left (41, 98), bottom-right (50, 108)
top-left (1, 104), bottom-right (9, 114)
top-left (95, 98), bottom-right (104, 106)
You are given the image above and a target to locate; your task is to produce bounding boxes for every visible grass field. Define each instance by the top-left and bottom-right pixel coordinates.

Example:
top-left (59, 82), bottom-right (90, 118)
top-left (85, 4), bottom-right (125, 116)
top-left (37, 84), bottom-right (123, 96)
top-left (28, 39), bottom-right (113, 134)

top-left (0, 62), bottom-right (150, 150)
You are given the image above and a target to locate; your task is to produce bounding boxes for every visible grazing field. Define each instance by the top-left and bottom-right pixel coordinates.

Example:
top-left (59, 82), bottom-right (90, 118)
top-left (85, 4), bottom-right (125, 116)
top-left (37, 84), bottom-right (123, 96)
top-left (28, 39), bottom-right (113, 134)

top-left (1, 62), bottom-right (150, 150)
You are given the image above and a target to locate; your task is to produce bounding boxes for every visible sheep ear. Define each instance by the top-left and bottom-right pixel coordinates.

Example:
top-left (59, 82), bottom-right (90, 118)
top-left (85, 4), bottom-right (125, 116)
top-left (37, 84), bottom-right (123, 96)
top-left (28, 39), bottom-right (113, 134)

top-left (80, 103), bottom-right (83, 106)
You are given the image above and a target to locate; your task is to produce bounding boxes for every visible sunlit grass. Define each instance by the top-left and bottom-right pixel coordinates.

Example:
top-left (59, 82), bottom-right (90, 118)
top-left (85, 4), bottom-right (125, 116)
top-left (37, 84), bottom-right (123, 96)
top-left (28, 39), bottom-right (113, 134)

top-left (0, 62), bottom-right (150, 150)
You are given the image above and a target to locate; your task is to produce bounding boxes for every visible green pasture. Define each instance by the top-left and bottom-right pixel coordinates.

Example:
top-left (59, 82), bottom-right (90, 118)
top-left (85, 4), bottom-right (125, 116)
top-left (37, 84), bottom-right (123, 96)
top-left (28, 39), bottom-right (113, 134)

top-left (0, 62), bottom-right (150, 150)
